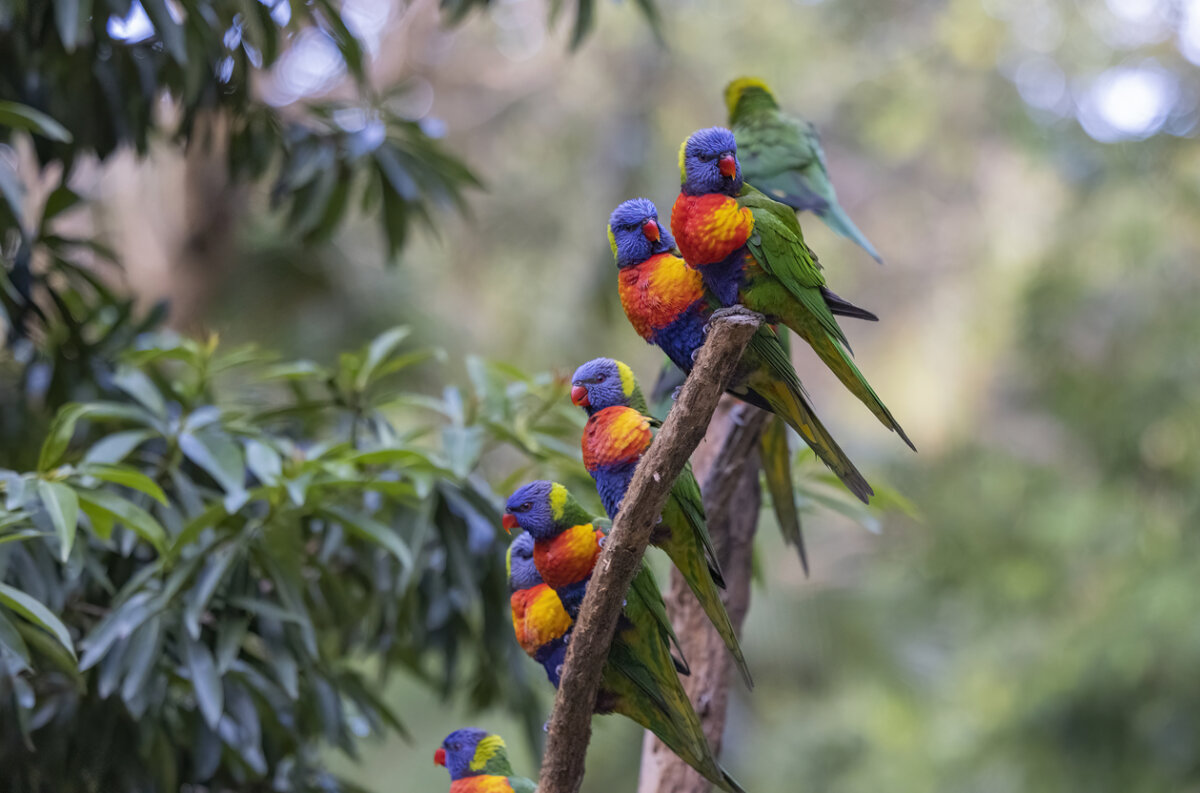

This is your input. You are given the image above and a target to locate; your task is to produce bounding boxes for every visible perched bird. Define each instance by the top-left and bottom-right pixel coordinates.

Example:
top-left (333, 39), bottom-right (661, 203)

top-left (507, 532), bottom-right (572, 684)
top-left (434, 728), bottom-right (536, 793)
top-left (608, 197), bottom-right (874, 510)
top-left (726, 76), bottom-right (882, 263)
top-left (502, 481), bottom-right (687, 670)
top-left (503, 481), bottom-right (745, 793)
top-left (570, 356), bottom-right (751, 684)
top-left (672, 127), bottom-right (914, 452)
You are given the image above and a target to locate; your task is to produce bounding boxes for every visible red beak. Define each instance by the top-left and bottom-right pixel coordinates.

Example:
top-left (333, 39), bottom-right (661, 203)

top-left (718, 155), bottom-right (737, 178)
top-left (501, 513), bottom-right (520, 534)
top-left (571, 385), bottom-right (590, 407)
top-left (434, 748), bottom-right (446, 766)
top-left (641, 219), bottom-right (660, 242)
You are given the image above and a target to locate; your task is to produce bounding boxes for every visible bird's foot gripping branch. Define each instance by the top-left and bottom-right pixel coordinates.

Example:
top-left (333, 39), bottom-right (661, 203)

top-left (536, 307), bottom-right (762, 793)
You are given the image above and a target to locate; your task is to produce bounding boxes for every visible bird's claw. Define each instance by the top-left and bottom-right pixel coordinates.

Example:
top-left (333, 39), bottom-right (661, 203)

top-left (709, 305), bottom-right (765, 325)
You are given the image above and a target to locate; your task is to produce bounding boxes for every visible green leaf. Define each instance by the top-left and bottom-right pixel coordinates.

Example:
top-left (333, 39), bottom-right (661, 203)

top-left (39, 402), bottom-right (158, 472)
top-left (0, 160), bottom-right (26, 234)
top-left (319, 506), bottom-right (413, 569)
top-left (0, 609), bottom-right (31, 671)
top-left (185, 636), bottom-right (224, 729)
top-left (0, 100), bottom-right (72, 142)
top-left (81, 430), bottom-right (156, 465)
top-left (77, 463), bottom-right (168, 505)
top-left (79, 591), bottom-right (156, 671)
top-left (75, 489), bottom-right (167, 552)
top-left (244, 439), bottom-right (282, 486)
top-left (0, 528), bottom-right (50, 547)
top-left (179, 431), bottom-right (249, 512)
top-left (119, 616), bottom-right (161, 705)
top-left (184, 541), bottom-right (239, 640)
top-left (258, 360), bottom-right (328, 381)
top-left (112, 368), bottom-right (167, 418)
top-left (799, 485), bottom-right (882, 534)
top-left (0, 582), bottom-right (76, 660)
top-left (37, 479), bottom-right (79, 562)
top-left (355, 326), bottom-right (411, 391)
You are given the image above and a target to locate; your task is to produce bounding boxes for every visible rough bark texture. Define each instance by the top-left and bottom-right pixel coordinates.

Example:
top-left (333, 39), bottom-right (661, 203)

top-left (536, 309), bottom-right (761, 793)
top-left (637, 402), bottom-right (768, 793)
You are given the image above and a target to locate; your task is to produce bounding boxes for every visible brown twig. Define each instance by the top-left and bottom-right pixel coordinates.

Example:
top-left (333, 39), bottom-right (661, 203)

top-left (637, 400), bottom-right (768, 793)
top-left (536, 308), bottom-right (762, 793)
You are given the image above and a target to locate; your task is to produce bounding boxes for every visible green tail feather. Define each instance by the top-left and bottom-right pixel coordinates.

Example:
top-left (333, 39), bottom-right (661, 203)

top-left (630, 562), bottom-right (691, 676)
top-left (605, 641), bottom-right (745, 793)
top-left (660, 496), bottom-right (753, 689)
top-left (608, 593), bottom-right (744, 793)
top-left (793, 320), bottom-right (916, 452)
top-left (759, 415), bottom-right (808, 574)
top-left (744, 363), bottom-right (874, 503)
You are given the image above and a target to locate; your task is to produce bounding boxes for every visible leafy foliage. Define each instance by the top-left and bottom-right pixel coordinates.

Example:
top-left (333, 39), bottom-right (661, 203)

top-left (0, 0), bottom-right (480, 259)
top-left (440, 0), bottom-right (662, 50)
top-left (0, 327), bottom-right (582, 792)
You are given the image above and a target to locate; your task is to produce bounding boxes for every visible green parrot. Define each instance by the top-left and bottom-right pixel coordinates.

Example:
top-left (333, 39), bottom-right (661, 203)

top-left (571, 356), bottom-right (753, 684)
top-left (504, 481), bottom-right (746, 793)
top-left (609, 198), bottom-right (873, 555)
top-left (673, 126), bottom-right (915, 453)
top-left (726, 76), bottom-right (883, 263)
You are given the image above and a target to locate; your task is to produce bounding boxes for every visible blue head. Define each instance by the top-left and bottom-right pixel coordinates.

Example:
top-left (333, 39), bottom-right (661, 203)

top-left (679, 127), bottom-right (742, 196)
top-left (434, 727), bottom-right (499, 780)
top-left (504, 480), bottom-right (561, 541)
top-left (608, 198), bottom-right (676, 268)
top-left (506, 531), bottom-right (542, 591)
top-left (570, 358), bottom-right (640, 414)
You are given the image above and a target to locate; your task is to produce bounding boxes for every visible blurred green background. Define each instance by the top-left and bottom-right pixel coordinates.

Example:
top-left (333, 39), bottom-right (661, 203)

top-left (8, 0), bottom-right (1200, 790)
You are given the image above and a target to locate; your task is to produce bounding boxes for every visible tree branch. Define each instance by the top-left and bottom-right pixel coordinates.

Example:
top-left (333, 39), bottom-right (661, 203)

top-left (536, 308), bottom-right (762, 793)
top-left (637, 400), bottom-right (768, 793)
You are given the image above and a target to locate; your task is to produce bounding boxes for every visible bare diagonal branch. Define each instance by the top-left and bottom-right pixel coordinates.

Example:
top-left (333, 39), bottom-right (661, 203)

top-left (537, 307), bottom-right (762, 793)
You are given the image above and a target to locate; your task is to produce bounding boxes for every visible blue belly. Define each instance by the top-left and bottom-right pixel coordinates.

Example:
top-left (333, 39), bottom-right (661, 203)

top-left (700, 248), bottom-right (749, 307)
top-left (648, 301), bottom-right (709, 374)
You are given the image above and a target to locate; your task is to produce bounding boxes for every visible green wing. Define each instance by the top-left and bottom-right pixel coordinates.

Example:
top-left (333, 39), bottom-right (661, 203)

top-left (629, 562), bottom-right (690, 676)
top-left (742, 325), bottom-right (874, 502)
top-left (759, 415), bottom-right (807, 573)
top-left (736, 114), bottom-right (830, 213)
top-left (738, 184), bottom-right (851, 349)
top-left (506, 776), bottom-right (538, 793)
top-left (668, 463), bottom-right (721, 582)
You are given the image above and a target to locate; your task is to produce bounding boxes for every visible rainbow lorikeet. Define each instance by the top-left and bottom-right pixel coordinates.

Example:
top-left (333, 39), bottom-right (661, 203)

top-left (507, 530), bottom-right (669, 703)
top-left (726, 77), bottom-right (882, 263)
top-left (503, 481), bottom-right (746, 793)
top-left (569, 356), bottom-right (751, 685)
top-left (507, 532), bottom-right (573, 683)
top-left (434, 728), bottom-right (536, 793)
top-left (672, 127), bottom-right (915, 452)
top-left (608, 197), bottom-right (873, 513)
top-left (502, 481), bottom-right (687, 674)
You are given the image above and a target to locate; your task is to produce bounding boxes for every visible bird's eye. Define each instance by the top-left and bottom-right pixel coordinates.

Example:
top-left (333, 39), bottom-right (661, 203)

top-left (521, 502), bottom-right (532, 511)
top-left (596, 374), bottom-right (606, 383)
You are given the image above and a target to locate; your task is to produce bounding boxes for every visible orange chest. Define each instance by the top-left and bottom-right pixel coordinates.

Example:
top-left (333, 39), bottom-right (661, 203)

top-left (617, 254), bottom-right (705, 337)
top-left (450, 777), bottom-right (515, 793)
top-left (581, 407), bottom-right (652, 470)
top-left (510, 584), bottom-right (572, 655)
top-left (671, 193), bottom-right (754, 266)
top-left (533, 525), bottom-right (602, 590)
